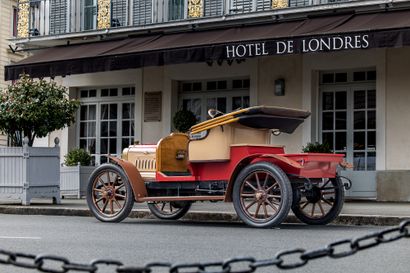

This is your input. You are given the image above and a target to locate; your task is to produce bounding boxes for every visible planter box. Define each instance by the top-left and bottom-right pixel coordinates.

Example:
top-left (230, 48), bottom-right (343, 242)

top-left (0, 139), bottom-right (60, 205)
top-left (60, 165), bottom-right (96, 198)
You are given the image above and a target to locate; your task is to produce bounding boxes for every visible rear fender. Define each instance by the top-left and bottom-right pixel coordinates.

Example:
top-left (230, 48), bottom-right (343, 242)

top-left (109, 156), bottom-right (148, 202)
top-left (224, 154), bottom-right (302, 202)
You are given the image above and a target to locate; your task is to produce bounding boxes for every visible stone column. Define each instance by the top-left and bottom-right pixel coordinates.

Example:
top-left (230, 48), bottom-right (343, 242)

top-left (97, 0), bottom-right (111, 29)
top-left (188, 0), bottom-right (202, 18)
top-left (17, 0), bottom-right (30, 38)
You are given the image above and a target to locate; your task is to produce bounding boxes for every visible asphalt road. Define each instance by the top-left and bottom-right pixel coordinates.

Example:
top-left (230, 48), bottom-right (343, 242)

top-left (0, 214), bottom-right (408, 273)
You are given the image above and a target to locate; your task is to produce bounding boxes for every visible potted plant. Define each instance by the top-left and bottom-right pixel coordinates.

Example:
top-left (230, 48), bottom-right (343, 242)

top-left (0, 74), bottom-right (79, 205)
top-left (173, 109), bottom-right (197, 133)
top-left (302, 142), bottom-right (332, 153)
top-left (60, 148), bottom-right (95, 198)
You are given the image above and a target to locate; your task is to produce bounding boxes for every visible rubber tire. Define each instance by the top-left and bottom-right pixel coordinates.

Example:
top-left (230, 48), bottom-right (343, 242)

top-left (86, 164), bottom-right (134, 223)
top-left (147, 201), bottom-right (192, 220)
top-left (291, 177), bottom-right (344, 225)
top-left (232, 162), bottom-right (292, 228)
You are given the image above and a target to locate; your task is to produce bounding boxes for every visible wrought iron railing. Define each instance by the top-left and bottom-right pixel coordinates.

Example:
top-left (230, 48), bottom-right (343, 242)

top-left (16, 0), bottom-right (354, 38)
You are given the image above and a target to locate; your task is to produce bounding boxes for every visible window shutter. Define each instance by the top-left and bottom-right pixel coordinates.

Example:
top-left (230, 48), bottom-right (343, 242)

top-left (256, 0), bottom-right (271, 11)
top-left (203, 0), bottom-right (223, 17)
top-left (289, 0), bottom-right (309, 7)
top-left (111, 0), bottom-right (128, 27)
top-left (49, 0), bottom-right (67, 34)
top-left (133, 0), bottom-right (152, 26)
top-left (229, 0), bottom-right (253, 14)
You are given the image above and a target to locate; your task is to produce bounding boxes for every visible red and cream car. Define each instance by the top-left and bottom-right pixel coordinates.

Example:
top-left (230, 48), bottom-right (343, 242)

top-left (86, 106), bottom-right (347, 228)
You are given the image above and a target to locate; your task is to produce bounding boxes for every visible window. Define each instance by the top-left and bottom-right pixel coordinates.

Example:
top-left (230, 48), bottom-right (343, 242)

top-left (179, 78), bottom-right (250, 122)
top-left (82, 0), bottom-right (97, 31)
top-left (12, 6), bottom-right (18, 37)
top-left (78, 87), bottom-right (136, 165)
top-left (168, 0), bottom-right (185, 20)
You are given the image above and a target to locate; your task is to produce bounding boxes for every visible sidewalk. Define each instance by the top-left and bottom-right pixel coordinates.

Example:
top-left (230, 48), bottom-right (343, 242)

top-left (0, 198), bottom-right (409, 226)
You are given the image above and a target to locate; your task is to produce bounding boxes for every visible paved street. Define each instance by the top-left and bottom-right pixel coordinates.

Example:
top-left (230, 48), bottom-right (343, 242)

top-left (0, 214), bottom-right (408, 273)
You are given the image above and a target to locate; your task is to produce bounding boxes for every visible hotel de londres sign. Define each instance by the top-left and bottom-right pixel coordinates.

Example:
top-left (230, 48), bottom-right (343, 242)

top-left (225, 34), bottom-right (370, 59)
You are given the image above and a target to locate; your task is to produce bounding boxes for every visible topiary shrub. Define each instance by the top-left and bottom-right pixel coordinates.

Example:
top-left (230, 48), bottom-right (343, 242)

top-left (64, 148), bottom-right (92, 166)
top-left (173, 109), bottom-right (197, 133)
top-left (302, 142), bottom-right (332, 153)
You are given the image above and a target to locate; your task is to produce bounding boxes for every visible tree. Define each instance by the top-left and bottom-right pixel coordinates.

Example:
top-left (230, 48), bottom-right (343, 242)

top-left (173, 109), bottom-right (197, 133)
top-left (0, 74), bottom-right (80, 147)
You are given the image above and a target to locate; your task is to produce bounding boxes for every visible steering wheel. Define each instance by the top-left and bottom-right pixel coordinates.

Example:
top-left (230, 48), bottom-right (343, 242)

top-left (208, 109), bottom-right (225, 119)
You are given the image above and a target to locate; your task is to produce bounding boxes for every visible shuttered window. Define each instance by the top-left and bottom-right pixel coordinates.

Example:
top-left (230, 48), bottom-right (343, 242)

top-left (256, 0), bottom-right (271, 11)
top-left (289, 0), bottom-right (309, 7)
top-left (111, 0), bottom-right (128, 27)
top-left (229, 0), bottom-right (253, 14)
top-left (203, 0), bottom-right (223, 17)
top-left (133, 0), bottom-right (152, 26)
top-left (49, 0), bottom-right (67, 34)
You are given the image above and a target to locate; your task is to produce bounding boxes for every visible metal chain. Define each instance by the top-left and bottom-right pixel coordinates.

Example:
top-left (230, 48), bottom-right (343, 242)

top-left (0, 220), bottom-right (408, 273)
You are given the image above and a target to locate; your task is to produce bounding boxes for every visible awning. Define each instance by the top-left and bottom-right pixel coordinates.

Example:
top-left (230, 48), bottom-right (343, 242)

top-left (6, 9), bottom-right (410, 80)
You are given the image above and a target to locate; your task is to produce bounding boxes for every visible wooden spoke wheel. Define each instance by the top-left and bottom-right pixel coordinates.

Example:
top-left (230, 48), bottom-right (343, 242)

top-left (233, 162), bottom-right (292, 228)
top-left (291, 177), bottom-right (344, 225)
top-left (148, 201), bottom-right (191, 220)
top-left (86, 164), bottom-right (134, 222)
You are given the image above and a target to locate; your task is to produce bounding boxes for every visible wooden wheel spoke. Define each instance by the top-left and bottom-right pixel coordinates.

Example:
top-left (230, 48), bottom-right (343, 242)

top-left (95, 197), bottom-right (104, 204)
top-left (267, 194), bottom-right (281, 199)
top-left (254, 203), bottom-right (262, 217)
top-left (169, 203), bottom-right (173, 213)
top-left (262, 203), bottom-right (268, 218)
top-left (321, 197), bottom-right (334, 206)
top-left (262, 173), bottom-right (269, 189)
top-left (266, 183), bottom-right (278, 192)
top-left (318, 201), bottom-right (325, 216)
top-left (310, 203), bottom-right (316, 217)
top-left (93, 188), bottom-right (104, 193)
top-left (116, 194), bottom-right (126, 199)
top-left (114, 199), bottom-right (122, 209)
top-left (98, 178), bottom-right (108, 190)
top-left (106, 172), bottom-right (111, 187)
top-left (110, 200), bottom-right (114, 214)
top-left (101, 199), bottom-right (109, 213)
top-left (241, 193), bottom-right (256, 198)
top-left (245, 200), bottom-right (257, 210)
top-left (245, 181), bottom-right (258, 191)
top-left (161, 202), bottom-right (166, 211)
top-left (300, 201), bottom-right (310, 210)
top-left (255, 173), bottom-right (261, 190)
top-left (265, 199), bottom-right (278, 212)
top-left (115, 183), bottom-right (125, 191)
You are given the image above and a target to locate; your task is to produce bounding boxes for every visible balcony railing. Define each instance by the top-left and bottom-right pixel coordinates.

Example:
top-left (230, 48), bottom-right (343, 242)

top-left (17, 0), bottom-right (352, 38)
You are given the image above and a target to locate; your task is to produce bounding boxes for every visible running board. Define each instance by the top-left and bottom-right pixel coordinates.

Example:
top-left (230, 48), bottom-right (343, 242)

top-left (136, 196), bottom-right (225, 202)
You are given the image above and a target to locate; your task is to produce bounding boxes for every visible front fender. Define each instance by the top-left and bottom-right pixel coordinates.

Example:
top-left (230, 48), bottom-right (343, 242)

top-left (109, 156), bottom-right (148, 202)
top-left (224, 154), bottom-right (302, 202)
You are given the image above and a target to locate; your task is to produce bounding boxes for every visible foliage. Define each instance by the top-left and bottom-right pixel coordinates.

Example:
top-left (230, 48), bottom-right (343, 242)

top-left (64, 148), bottom-right (92, 166)
top-left (302, 142), bottom-right (332, 153)
top-left (0, 74), bottom-right (80, 146)
top-left (173, 109), bottom-right (197, 133)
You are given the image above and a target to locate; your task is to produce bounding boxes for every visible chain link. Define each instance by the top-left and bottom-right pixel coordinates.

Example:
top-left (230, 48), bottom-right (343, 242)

top-left (0, 220), bottom-right (408, 273)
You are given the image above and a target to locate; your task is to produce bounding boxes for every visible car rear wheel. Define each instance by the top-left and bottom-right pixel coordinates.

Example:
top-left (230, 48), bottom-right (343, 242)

top-left (86, 164), bottom-right (134, 222)
top-left (148, 201), bottom-right (192, 220)
top-left (291, 177), bottom-right (344, 225)
top-left (232, 162), bottom-right (292, 228)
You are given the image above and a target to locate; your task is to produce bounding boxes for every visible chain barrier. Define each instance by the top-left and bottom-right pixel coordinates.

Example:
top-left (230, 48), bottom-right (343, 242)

top-left (0, 220), bottom-right (408, 273)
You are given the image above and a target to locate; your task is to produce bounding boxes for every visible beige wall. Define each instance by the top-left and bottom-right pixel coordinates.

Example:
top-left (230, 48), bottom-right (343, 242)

top-left (385, 48), bottom-right (410, 170)
top-left (257, 55), bottom-right (304, 153)
top-left (0, 0), bottom-right (26, 146)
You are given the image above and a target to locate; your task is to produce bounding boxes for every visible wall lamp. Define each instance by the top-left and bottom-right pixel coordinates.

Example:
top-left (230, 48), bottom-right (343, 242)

top-left (274, 78), bottom-right (285, 96)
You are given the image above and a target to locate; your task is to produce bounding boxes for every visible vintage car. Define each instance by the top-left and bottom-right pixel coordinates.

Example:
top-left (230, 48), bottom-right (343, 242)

top-left (86, 106), bottom-right (347, 228)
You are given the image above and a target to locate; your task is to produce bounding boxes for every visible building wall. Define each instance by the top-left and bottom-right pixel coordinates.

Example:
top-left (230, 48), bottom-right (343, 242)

top-left (257, 55), bottom-right (304, 153)
top-left (385, 47), bottom-right (410, 170)
top-left (0, 0), bottom-right (26, 146)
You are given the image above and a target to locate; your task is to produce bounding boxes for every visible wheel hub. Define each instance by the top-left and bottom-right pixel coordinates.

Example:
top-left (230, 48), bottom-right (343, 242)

top-left (305, 186), bottom-right (321, 203)
top-left (255, 190), bottom-right (267, 201)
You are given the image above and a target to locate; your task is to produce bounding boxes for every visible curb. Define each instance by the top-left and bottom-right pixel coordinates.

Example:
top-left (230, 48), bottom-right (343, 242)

top-left (0, 206), bottom-right (408, 226)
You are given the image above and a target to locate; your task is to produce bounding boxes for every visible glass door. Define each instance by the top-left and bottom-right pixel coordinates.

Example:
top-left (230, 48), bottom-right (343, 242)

top-left (82, 0), bottom-right (97, 30)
